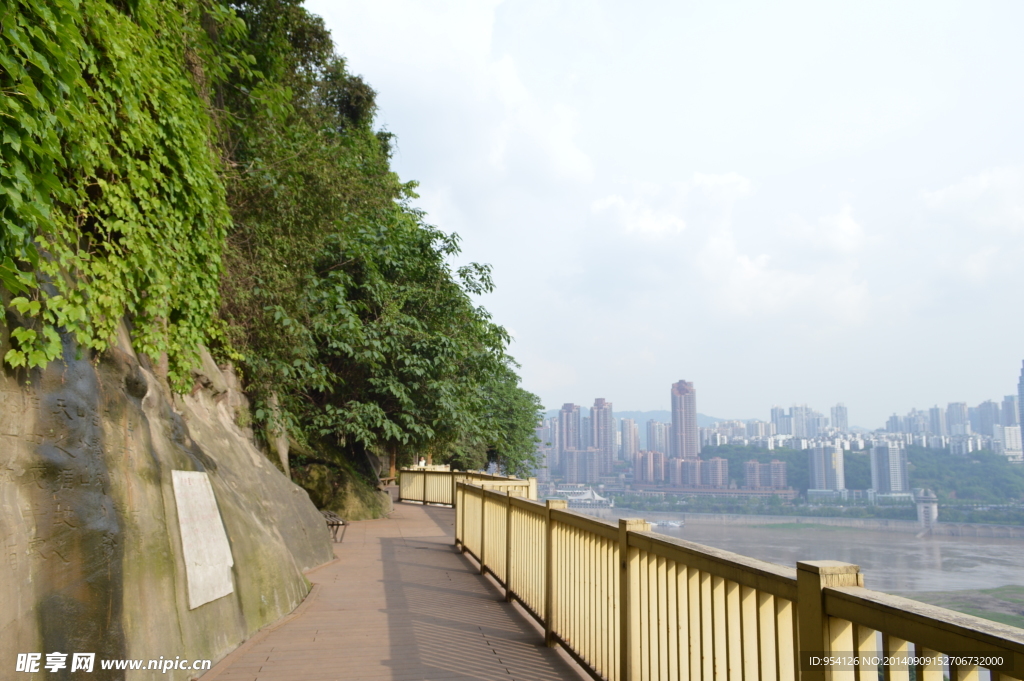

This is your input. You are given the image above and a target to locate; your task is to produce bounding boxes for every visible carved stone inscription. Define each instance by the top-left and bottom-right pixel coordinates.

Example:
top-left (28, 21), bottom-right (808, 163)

top-left (171, 471), bottom-right (234, 609)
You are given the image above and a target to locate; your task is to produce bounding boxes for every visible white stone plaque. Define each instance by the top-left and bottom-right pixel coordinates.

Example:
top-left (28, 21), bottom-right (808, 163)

top-left (171, 470), bottom-right (235, 609)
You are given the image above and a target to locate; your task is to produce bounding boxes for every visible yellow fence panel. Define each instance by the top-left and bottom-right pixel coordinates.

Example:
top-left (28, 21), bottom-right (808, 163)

top-left (450, 481), bottom-right (1024, 681)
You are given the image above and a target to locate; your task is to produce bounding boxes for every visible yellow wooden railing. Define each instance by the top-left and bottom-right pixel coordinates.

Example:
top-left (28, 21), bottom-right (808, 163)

top-left (398, 468), bottom-right (537, 506)
top-left (455, 482), bottom-right (1024, 681)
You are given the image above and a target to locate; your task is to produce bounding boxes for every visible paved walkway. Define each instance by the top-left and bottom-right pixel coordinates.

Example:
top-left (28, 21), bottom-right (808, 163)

top-left (203, 503), bottom-right (587, 681)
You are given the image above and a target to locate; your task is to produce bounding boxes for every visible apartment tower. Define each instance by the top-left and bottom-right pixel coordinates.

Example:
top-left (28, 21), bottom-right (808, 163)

top-left (591, 398), bottom-right (616, 473)
top-left (1018, 361), bottom-right (1024, 431)
top-left (830, 404), bottom-right (849, 433)
top-left (558, 403), bottom-right (581, 454)
top-left (621, 419), bottom-right (639, 461)
top-left (808, 445), bottom-right (845, 491)
top-left (671, 380), bottom-right (699, 459)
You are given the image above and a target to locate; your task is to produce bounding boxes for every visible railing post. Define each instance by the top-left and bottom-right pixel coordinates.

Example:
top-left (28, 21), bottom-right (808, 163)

top-left (505, 492), bottom-right (513, 602)
top-left (455, 482), bottom-right (464, 549)
top-left (619, 518), bottom-right (648, 681)
top-left (528, 477), bottom-right (537, 500)
top-left (480, 491), bottom-right (488, 575)
top-left (544, 499), bottom-right (567, 647)
top-left (797, 560), bottom-right (863, 681)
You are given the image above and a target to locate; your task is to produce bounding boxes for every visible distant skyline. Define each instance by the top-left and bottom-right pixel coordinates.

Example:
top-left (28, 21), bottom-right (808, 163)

top-left (305, 1), bottom-right (1024, 427)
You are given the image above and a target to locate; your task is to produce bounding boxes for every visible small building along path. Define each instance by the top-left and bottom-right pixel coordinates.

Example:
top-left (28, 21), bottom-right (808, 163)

top-left (202, 503), bottom-right (588, 681)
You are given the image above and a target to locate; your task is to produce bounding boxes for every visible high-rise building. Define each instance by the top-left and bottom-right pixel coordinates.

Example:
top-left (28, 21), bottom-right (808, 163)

top-left (870, 443), bottom-right (909, 493)
top-left (632, 450), bottom-right (666, 484)
top-left (558, 404), bottom-right (580, 454)
top-left (744, 460), bottom-right (762, 488)
top-left (651, 450), bottom-right (665, 483)
top-left (770, 460), bottom-right (787, 488)
top-left (621, 418), bottom-right (639, 461)
top-left (886, 414), bottom-right (903, 433)
top-left (995, 425), bottom-right (1023, 462)
top-left (928, 406), bottom-right (947, 436)
top-left (682, 459), bottom-right (702, 486)
top-left (807, 410), bottom-right (828, 438)
top-left (770, 406), bottom-right (791, 435)
top-left (581, 416), bottom-right (592, 449)
top-left (791, 405), bottom-right (810, 438)
top-left (671, 380), bottom-right (699, 459)
top-left (667, 458), bottom-right (683, 487)
top-left (745, 460), bottom-right (788, 489)
top-left (633, 451), bottom-right (653, 484)
top-left (1019, 362), bottom-right (1024, 431)
top-left (977, 400), bottom-right (1001, 437)
top-left (702, 457), bottom-right (729, 488)
top-left (564, 447), bottom-right (600, 484)
top-left (591, 398), bottom-right (616, 473)
top-left (646, 420), bottom-right (668, 455)
top-left (831, 404), bottom-right (849, 433)
top-left (534, 417), bottom-right (560, 476)
top-left (809, 445), bottom-right (845, 491)
top-left (1002, 395), bottom-right (1020, 427)
top-left (905, 409), bottom-right (929, 435)
top-left (947, 403), bottom-right (971, 436)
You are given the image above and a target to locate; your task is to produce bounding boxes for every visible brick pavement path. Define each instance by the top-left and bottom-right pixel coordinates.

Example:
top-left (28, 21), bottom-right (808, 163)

top-left (202, 503), bottom-right (587, 681)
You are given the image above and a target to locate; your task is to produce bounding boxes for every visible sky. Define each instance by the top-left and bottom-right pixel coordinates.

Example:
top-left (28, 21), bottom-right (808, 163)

top-left (304, 0), bottom-right (1024, 428)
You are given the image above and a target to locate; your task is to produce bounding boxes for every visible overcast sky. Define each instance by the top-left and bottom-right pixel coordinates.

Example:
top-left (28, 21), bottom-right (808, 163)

top-left (305, 0), bottom-right (1024, 428)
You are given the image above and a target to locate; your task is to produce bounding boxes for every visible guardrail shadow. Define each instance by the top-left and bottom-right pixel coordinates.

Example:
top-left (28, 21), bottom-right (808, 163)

top-left (378, 510), bottom-right (579, 680)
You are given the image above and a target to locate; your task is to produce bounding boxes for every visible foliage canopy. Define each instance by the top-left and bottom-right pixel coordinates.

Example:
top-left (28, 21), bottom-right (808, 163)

top-left (1, 0), bottom-right (541, 484)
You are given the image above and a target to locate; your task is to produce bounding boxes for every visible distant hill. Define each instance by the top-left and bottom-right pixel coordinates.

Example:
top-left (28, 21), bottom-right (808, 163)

top-left (542, 409), bottom-right (731, 450)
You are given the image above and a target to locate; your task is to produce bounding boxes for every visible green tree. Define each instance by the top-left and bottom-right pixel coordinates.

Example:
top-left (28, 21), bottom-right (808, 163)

top-left (215, 0), bottom-right (541, 488)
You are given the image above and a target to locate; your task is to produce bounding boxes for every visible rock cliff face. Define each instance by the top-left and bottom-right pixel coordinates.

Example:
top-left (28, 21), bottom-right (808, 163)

top-left (0, 332), bottom-right (333, 679)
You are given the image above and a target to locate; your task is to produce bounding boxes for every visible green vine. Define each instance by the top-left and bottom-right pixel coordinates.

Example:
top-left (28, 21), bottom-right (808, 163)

top-left (1, 0), bottom-right (249, 388)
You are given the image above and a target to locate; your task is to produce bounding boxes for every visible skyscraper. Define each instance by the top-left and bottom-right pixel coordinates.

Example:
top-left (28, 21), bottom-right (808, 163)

top-left (928, 406), bottom-right (947, 436)
top-left (977, 400), bottom-right (1001, 437)
top-left (621, 418), bottom-right (639, 461)
top-left (646, 420), bottom-right (668, 455)
top-left (871, 443), bottom-right (909, 493)
top-left (745, 460), bottom-right (788, 489)
top-left (702, 457), bottom-right (729, 488)
top-left (591, 398), bottom-right (616, 473)
top-left (770, 460), bottom-right (788, 488)
top-left (744, 460), bottom-right (763, 488)
top-left (809, 445), bottom-right (845, 491)
top-left (671, 380), bottom-right (699, 459)
top-left (791, 405), bottom-right (811, 438)
top-left (1019, 361), bottom-right (1024, 431)
top-left (831, 404), bottom-right (849, 433)
top-left (558, 403), bottom-right (580, 454)
top-left (947, 403), bottom-right (970, 436)
top-left (1003, 395), bottom-right (1020, 427)
top-left (771, 406), bottom-right (792, 435)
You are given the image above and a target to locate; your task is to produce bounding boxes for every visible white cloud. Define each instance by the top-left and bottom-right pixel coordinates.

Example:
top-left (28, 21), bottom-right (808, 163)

top-left (922, 167), bottom-right (1024, 233)
top-left (696, 222), bottom-right (869, 323)
top-left (692, 172), bottom-right (752, 203)
top-left (590, 194), bottom-right (686, 237)
top-left (915, 167), bottom-right (1024, 285)
top-left (589, 175), bottom-right (870, 324)
top-left (784, 204), bottom-right (867, 256)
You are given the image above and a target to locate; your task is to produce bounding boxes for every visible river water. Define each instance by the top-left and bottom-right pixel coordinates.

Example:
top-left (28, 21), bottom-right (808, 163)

top-left (604, 512), bottom-right (1024, 593)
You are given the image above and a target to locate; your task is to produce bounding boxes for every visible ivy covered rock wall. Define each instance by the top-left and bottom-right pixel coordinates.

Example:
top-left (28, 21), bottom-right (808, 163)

top-left (0, 330), bottom-right (332, 678)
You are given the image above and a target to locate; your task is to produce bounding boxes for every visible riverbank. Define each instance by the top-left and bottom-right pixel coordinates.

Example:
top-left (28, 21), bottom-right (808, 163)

top-left (894, 586), bottom-right (1024, 629)
top-left (588, 508), bottom-right (1024, 538)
